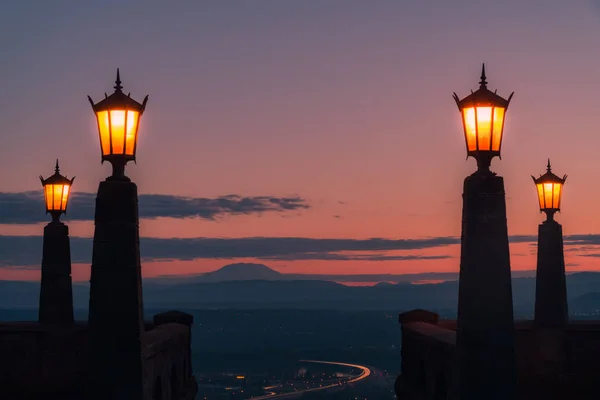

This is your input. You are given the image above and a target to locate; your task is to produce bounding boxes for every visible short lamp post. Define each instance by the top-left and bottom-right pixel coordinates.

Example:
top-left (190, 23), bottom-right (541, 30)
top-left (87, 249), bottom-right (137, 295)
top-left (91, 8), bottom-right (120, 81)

top-left (532, 160), bottom-right (568, 329)
top-left (38, 160), bottom-right (75, 325)
top-left (453, 65), bottom-right (518, 400)
top-left (86, 70), bottom-right (148, 400)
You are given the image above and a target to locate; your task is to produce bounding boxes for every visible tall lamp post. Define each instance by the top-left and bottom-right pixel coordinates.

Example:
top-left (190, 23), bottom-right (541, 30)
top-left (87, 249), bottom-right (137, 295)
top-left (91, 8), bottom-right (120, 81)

top-left (452, 65), bottom-right (518, 399)
top-left (39, 160), bottom-right (75, 324)
top-left (86, 70), bottom-right (148, 400)
top-left (532, 160), bottom-right (568, 328)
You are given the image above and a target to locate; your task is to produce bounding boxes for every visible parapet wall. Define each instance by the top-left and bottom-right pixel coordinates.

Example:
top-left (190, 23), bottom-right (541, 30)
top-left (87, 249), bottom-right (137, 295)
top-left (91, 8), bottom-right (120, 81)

top-left (396, 310), bottom-right (600, 400)
top-left (0, 322), bottom-right (88, 397)
top-left (396, 310), bottom-right (456, 399)
top-left (0, 312), bottom-right (197, 400)
top-left (565, 322), bottom-right (600, 375)
top-left (144, 311), bottom-right (197, 400)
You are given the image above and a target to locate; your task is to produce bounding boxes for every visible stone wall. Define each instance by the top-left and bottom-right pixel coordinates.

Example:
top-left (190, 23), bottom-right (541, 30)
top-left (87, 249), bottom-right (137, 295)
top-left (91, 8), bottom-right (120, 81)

top-left (395, 311), bottom-right (600, 400)
top-left (565, 322), bottom-right (600, 375)
top-left (144, 311), bottom-right (197, 400)
top-left (0, 312), bottom-right (197, 400)
top-left (0, 322), bottom-right (88, 398)
top-left (395, 310), bottom-right (456, 400)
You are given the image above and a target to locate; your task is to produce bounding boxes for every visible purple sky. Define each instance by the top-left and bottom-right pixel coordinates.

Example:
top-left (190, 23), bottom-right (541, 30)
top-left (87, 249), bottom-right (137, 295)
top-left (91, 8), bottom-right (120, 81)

top-left (2, 1), bottom-right (600, 280)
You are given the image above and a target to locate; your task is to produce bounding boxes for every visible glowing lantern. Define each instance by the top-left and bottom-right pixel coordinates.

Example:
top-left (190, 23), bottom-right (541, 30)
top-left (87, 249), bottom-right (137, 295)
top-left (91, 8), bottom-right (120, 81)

top-left (39, 160), bottom-right (75, 223)
top-left (532, 160), bottom-right (567, 220)
top-left (87, 69), bottom-right (148, 178)
top-left (453, 64), bottom-right (514, 171)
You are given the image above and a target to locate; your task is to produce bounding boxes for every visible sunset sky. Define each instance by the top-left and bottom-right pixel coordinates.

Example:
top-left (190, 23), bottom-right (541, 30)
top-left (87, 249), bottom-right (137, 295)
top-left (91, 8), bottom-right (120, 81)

top-left (2, 0), bottom-right (600, 282)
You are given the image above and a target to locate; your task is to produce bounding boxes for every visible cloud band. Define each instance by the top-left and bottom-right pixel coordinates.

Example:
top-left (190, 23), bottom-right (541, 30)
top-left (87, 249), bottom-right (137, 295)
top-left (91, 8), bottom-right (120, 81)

top-left (0, 191), bottom-right (310, 224)
top-left (0, 234), bottom-right (547, 267)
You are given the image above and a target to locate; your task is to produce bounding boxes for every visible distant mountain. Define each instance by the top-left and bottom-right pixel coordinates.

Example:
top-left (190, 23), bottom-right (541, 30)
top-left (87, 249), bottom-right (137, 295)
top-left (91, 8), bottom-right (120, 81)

top-left (4, 271), bottom-right (600, 316)
top-left (154, 263), bottom-right (537, 285)
top-left (139, 273), bottom-right (600, 314)
top-left (570, 292), bottom-right (600, 313)
top-left (141, 279), bottom-right (459, 311)
top-left (196, 263), bottom-right (283, 282)
top-left (0, 280), bottom-right (88, 309)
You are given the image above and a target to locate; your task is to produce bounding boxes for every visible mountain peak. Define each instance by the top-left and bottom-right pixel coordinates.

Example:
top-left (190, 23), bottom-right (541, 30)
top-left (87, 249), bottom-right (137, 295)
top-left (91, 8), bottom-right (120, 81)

top-left (199, 263), bottom-right (283, 282)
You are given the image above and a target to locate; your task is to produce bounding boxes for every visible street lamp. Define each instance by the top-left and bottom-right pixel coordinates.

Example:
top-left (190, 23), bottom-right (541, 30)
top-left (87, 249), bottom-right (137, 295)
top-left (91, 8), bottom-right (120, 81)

top-left (87, 70), bottom-right (149, 399)
top-left (453, 64), bottom-right (518, 398)
top-left (38, 159), bottom-right (75, 325)
top-left (453, 64), bottom-right (514, 172)
top-left (39, 160), bottom-right (75, 224)
top-left (532, 159), bottom-right (567, 222)
top-left (532, 159), bottom-right (569, 328)
top-left (87, 69), bottom-right (148, 179)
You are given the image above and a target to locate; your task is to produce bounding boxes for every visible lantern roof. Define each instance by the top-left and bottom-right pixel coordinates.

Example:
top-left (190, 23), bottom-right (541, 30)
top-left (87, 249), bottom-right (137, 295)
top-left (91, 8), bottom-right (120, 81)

top-left (453, 64), bottom-right (514, 110)
top-left (40, 160), bottom-right (75, 186)
top-left (87, 69), bottom-right (148, 113)
top-left (531, 159), bottom-right (567, 185)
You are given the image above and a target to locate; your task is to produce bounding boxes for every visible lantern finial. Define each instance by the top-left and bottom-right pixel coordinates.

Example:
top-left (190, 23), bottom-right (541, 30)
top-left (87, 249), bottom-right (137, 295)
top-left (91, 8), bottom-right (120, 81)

top-left (547, 158), bottom-right (552, 172)
top-left (55, 159), bottom-right (60, 174)
top-left (114, 68), bottom-right (123, 92)
top-left (479, 63), bottom-right (487, 88)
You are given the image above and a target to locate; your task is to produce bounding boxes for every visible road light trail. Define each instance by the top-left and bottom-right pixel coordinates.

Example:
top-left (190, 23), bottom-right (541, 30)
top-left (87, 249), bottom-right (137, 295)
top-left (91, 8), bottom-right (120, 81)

top-left (300, 360), bottom-right (371, 383)
top-left (249, 360), bottom-right (371, 399)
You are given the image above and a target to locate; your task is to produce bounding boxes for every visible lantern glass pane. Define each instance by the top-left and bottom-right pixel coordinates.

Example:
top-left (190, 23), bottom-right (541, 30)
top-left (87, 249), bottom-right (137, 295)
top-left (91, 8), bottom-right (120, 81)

top-left (109, 110), bottom-right (126, 155)
top-left (96, 111), bottom-right (111, 156)
top-left (552, 183), bottom-right (562, 210)
top-left (124, 110), bottom-right (139, 156)
top-left (492, 107), bottom-right (505, 152)
top-left (44, 185), bottom-right (54, 211)
top-left (475, 107), bottom-right (493, 151)
top-left (463, 108), bottom-right (477, 151)
top-left (536, 183), bottom-right (544, 209)
top-left (51, 184), bottom-right (64, 212)
top-left (61, 185), bottom-right (71, 211)
top-left (543, 183), bottom-right (553, 209)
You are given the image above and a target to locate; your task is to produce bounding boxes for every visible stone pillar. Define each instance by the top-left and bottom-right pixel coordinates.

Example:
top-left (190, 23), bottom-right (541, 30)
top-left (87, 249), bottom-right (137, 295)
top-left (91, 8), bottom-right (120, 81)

top-left (154, 311), bottom-right (196, 380)
top-left (456, 171), bottom-right (518, 399)
top-left (534, 219), bottom-right (568, 328)
top-left (39, 222), bottom-right (74, 324)
top-left (87, 179), bottom-right (145, 400)
top-left (533, 219), bottom-right (568, 377)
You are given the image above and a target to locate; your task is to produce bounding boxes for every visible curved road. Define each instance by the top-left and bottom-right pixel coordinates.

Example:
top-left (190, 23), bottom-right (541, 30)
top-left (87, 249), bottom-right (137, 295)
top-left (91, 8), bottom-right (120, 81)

top-left (249, 360), bottom-right (371, 399)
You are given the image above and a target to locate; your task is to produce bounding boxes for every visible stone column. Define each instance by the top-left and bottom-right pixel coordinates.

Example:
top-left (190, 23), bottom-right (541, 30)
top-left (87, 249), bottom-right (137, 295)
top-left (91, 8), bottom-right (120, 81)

top-left (456, 170), bottom-right (518, 399)
top-left (533, 218), bottom-right (568, 377)
top-left (86, 179), bottom-right (145, 400)
top-left (534, 219), bottom-right (568, 328)
top-left (39, 222), bottom-right (74, 324)
top-left (154, 311), bottom-right (196, 382)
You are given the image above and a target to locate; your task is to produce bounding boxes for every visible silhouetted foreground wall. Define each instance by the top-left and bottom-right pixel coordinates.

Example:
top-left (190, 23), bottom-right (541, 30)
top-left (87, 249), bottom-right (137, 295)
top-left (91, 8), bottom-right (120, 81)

top-left (0, 311), bottom-right (197, 400)
top-left (395, 310), bottom-right (600, 399)
top-left (0, 322), bottom-right (88, 397)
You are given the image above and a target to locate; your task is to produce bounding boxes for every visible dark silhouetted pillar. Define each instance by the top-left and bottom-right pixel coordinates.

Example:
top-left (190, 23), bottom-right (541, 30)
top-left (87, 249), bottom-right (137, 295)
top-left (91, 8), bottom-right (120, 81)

top-left (39, 221), bottom-right (74, 324)
top-left (531, 160), bottom-right (569, 377)
top-left (535, 218), bottom-right (568, 328)
top-left (154, 311), bottom-right (196, 382)
top-left (86, 178), bottom-right (145, 400)
top-left (456, 170), bottom-right (518, 400)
